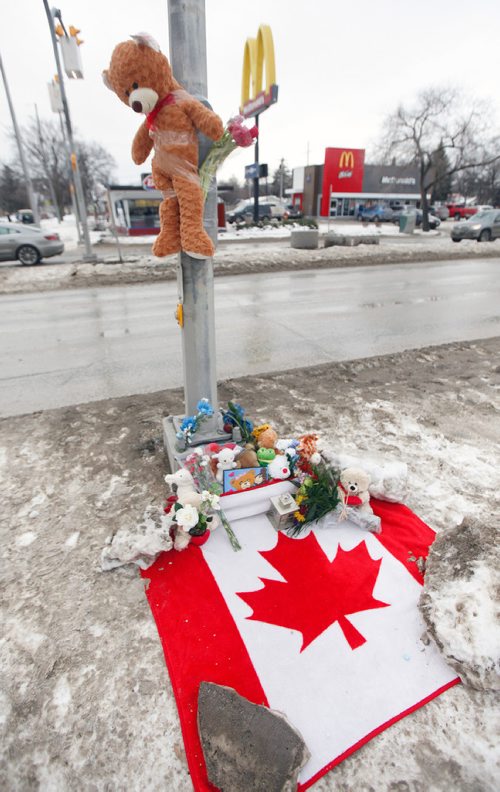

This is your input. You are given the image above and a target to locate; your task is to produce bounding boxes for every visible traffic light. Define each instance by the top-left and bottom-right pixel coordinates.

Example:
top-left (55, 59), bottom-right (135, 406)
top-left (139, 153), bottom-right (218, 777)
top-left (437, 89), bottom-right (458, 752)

top-left (69, 26), bottom-right (84, 46)
top-left (60, 25), bottom-right (84, 79)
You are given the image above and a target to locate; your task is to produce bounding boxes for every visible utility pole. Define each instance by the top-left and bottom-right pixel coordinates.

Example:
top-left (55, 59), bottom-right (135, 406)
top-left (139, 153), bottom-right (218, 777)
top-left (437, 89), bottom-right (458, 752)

top-left (253, 115), bottom-right (260, 222)
top-left (42, 1), bottom-right (96, 261)
top-left (163, 0), bottom-right (224, 468)
top-left (0, 53), bottom-right (40, 224)
top-left (279, 157), bottom-right (284, 200)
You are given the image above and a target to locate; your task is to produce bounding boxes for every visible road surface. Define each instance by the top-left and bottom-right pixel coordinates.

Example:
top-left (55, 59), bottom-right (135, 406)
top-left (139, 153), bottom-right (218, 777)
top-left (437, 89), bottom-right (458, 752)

top-left (1, 258), bottom-right (499, 417)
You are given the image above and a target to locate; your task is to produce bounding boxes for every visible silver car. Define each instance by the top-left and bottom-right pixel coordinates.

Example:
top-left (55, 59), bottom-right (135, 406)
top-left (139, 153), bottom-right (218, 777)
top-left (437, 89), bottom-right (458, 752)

top-left (451, 210), bottom-right (500, 243)
top-left (0, 223), bottom-right (64, 264)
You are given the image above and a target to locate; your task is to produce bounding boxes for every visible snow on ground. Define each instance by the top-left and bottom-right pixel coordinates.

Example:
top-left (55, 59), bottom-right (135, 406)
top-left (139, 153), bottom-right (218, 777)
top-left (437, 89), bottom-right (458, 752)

top-left (0, 221), bottom-right (498, 296)
top-left (1, 338), bottom-right (499, 790)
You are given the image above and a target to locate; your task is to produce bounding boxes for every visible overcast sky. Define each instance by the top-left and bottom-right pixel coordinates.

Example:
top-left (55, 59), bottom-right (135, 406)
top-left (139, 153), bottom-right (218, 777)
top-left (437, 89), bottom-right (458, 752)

top-left (1, 0), bottom-right (499, 188)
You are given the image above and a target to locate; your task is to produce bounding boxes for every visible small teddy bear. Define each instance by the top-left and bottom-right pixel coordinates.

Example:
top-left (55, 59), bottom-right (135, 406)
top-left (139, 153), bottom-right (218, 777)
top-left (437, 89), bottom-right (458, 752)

top-left (339, 467), bottom-right (373, 514)
top-left (214, 447), bottom-right (238, 483)
top-left (103, 33), bottom-right (224, 259)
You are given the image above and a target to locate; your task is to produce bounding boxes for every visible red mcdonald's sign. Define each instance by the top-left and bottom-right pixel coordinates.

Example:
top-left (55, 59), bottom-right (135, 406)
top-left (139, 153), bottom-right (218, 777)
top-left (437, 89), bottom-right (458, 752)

top-left (321, 148), bottom-right (365, 216)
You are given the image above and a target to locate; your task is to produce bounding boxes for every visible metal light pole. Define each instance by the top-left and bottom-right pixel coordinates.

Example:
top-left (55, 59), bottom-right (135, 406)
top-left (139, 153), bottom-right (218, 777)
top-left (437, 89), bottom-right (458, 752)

top-left (42, 1), bottom-right (96, 262)
top-left (0, 53), bottom-right (40, 224)
top-left (163, 0), bottom-right (226, 469)
top-left (253, 116), bottom-right (260, 222)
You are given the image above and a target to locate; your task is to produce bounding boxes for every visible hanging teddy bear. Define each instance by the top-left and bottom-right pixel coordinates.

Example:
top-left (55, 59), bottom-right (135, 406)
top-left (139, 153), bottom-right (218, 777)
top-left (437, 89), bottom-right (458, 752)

top-left (103, 33), bottom-right (224, 259)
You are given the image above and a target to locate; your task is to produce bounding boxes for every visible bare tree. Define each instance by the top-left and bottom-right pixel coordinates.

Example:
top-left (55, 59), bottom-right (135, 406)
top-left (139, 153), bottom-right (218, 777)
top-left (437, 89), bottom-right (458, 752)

top-left (3, 115), bottom-right (116, 219)
top-left (379, 87), bottom-right (500, 230)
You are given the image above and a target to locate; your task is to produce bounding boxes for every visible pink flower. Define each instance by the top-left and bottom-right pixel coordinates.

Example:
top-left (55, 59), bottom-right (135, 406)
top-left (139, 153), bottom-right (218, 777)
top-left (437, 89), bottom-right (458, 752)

top-left (227, 115), bottom-right (258, 148)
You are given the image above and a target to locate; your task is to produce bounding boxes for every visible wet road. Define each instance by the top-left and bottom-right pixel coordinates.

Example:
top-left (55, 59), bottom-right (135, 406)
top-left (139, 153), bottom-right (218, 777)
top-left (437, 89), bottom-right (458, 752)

top-left (1, 258), bottom-right (499, 417)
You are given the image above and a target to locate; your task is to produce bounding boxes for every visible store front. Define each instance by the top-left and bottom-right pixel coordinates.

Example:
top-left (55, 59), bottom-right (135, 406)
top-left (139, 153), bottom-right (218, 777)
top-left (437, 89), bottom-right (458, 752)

top-left (289, 149), bottom-right (421, 217)
top-left (107, 186), bottom-right (162, 236)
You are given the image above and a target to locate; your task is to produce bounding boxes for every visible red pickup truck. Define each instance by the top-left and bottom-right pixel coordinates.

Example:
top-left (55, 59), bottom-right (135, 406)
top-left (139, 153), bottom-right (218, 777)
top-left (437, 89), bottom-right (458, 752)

top-left (446, 204), bottom-right (479, 220)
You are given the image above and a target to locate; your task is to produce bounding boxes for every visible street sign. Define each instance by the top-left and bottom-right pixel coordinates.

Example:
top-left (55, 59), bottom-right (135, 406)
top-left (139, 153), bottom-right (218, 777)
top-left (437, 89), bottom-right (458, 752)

top-left (142, 173), bottom-right (156, 190)
top-left (245, 164), bottom-right (268, 180)
top-left (245, 163), bottom-right (259, 180)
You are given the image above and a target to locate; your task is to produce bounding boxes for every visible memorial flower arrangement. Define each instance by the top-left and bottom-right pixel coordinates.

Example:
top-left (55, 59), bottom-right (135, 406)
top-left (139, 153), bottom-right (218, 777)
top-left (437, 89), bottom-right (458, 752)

top-left (183, 448), bottom-right (242, 550)
top-left (176, 398), bottom-right (214, 450)
top-left (290, 463), bottom-right (341, 535)
top-left (199, 115), bottom-right (258, 199)
top-left (171, 490), bottom-right (221, 544)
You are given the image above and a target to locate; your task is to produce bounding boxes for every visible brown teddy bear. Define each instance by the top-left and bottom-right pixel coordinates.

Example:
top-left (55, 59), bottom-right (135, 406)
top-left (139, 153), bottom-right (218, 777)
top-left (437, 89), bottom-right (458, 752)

top-left (103, 33), bottom-right (224, 259)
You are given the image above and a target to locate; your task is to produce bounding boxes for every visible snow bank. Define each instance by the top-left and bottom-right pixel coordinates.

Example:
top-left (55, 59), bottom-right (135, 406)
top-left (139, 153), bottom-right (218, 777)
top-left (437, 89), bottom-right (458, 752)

top-left (420, 517), bottom-right (500, 692)
top-left (101, 505), bottom-right (173, 571)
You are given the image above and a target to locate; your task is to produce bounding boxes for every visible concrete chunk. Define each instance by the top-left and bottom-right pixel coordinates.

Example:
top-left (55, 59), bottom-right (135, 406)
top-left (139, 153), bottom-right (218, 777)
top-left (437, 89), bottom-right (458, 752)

top-left (198, 682), bottom-right (310, 792)
top-left (290, 229), bottom-right (319, 249)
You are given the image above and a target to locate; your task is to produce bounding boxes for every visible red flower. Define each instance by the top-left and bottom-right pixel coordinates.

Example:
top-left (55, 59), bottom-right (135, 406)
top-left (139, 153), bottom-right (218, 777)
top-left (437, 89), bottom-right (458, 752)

top-left (227, 115), bottom-right (258, 148)
top-left (164, 495), bottom-right (178, 514)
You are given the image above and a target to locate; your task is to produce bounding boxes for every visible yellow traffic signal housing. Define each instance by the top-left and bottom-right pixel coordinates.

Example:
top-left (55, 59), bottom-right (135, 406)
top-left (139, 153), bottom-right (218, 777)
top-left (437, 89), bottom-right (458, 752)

top-left (69, 26), bottom-right (83, 45)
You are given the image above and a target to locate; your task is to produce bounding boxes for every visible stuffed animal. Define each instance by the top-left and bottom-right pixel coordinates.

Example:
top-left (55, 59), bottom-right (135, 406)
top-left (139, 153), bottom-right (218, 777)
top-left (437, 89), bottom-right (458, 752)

top-left (339, 467), bottom-right (373, 514)
top-left (214, 447), bottom-right (238, 483)
top-left (235, 444), bottom-right (259, 469)
top-left (164, 468), bottom-right (203, 508)
top-left (267, 455), bottom-right (291, 481)
top-left (103, 33), bottom-right (224, 259)
top-left (257, 427), bottom-right (278, 449)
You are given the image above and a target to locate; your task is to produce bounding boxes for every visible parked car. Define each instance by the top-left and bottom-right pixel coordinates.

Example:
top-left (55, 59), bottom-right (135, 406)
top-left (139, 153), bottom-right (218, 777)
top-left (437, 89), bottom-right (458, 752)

top-left (284, 203), bottom-right (303, 219)
top-left (358, 205), bottom-right (394, 222)
top-left (415, 210), bottom-right (441, 229)
top-left (429, 205), bottom-right (450, 220)
top-left (15, 208), bottom-right (35, 224)
top-left (0, 224), bottom-right (64, 264)
top-left (227, 201), bottom-right (285, 223)
top-left (391, 208), bottom-right (440, 229)
top-left (451, 209), bottom-right (500, 242)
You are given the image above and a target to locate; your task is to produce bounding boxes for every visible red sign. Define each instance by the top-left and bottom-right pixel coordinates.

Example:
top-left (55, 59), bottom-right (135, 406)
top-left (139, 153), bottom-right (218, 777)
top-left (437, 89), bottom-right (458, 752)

top-left (321, 147), bottom-right (365, 215)
top-left (142, 173), bottom-right (156, 191)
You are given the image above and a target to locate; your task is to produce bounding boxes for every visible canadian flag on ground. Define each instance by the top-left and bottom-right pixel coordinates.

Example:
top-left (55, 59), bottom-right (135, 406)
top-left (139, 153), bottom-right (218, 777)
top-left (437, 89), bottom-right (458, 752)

top-left (143, 494), bottom-right (459, 791)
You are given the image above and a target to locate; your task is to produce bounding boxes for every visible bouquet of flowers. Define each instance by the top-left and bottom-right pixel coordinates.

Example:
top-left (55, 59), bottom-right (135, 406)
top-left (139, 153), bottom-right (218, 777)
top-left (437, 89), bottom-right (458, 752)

top-left (176, 398), bottom-right (214, 450)
top-left (170, 489), bottom-right (221, 546)
top-left (199, 115), bottom-right (258, 199)
top-left (221, 400), bottom-right (254, 443)
top-left (183, 448), bottom-right (242, 551)
top-left (290, 458), bottom-right (341, 536)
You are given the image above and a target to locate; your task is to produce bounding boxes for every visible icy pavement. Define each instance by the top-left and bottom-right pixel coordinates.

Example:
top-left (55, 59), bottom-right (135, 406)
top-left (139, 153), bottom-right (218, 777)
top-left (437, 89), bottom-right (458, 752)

top-left (1, 338), bottom-right (499, 790)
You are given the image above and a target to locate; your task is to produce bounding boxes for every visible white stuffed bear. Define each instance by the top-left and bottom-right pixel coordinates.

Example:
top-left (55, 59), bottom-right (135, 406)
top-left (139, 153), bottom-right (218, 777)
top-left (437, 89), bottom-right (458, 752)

top-left (267, 455), bottom-right (291, 481)
top-left (214, 447), bottom-right (238, 483)
top-left (339, 467), bottom-right (373, 514)
top-left (164, 468), bottom-right (203, 508)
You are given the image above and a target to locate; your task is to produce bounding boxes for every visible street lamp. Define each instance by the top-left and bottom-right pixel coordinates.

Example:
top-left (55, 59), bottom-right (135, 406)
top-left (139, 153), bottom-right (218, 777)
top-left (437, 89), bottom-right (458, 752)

top-left (42, 2), bottom-right (96, 262)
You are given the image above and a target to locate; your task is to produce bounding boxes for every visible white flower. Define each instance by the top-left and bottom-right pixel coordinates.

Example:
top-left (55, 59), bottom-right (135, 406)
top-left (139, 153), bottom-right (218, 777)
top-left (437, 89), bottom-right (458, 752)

top-left (201, 490), bottom-right (220, 510)
top-left (175, 504), bottom-right (199, 531)
top-left (310, 452), bottom-right (322, 465)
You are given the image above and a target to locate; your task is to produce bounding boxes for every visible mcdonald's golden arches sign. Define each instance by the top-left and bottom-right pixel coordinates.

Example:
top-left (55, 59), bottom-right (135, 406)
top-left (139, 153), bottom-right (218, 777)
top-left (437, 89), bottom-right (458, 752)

top-left (240, 24), bottom-right (278, 118)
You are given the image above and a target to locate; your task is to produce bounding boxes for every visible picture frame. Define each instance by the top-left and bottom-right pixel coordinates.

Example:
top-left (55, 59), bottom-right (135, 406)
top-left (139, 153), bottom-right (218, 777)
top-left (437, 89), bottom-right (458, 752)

top-left (223, 466), bottom-right (268, 494)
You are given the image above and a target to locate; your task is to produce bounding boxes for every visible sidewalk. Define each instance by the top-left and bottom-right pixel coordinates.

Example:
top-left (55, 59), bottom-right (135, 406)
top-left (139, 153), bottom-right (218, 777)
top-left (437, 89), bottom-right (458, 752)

top-left (1, 338), bottom-right (499, 791)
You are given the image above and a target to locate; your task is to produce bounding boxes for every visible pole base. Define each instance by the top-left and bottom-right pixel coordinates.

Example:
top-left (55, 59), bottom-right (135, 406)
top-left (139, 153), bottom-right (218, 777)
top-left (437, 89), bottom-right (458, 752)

top-left (163, 415), bottom-right (232, 472)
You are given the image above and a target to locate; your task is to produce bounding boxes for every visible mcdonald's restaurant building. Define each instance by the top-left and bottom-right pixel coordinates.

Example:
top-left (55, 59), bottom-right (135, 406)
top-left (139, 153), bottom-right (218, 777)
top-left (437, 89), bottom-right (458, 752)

top-left (290, 148), bottom-right (421, 218)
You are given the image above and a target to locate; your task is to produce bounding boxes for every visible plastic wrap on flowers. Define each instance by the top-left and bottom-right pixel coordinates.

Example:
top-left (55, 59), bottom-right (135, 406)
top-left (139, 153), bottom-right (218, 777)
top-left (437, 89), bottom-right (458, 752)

top-left (199, 115), bottom-right (258, 199)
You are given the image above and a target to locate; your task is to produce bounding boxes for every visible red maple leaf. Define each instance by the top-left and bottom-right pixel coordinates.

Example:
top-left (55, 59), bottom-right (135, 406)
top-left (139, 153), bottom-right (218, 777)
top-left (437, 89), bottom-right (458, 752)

top-left (237, 532), bottom-right (389, 651)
